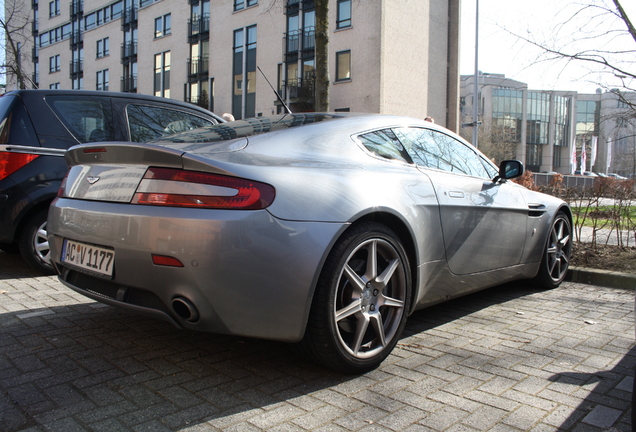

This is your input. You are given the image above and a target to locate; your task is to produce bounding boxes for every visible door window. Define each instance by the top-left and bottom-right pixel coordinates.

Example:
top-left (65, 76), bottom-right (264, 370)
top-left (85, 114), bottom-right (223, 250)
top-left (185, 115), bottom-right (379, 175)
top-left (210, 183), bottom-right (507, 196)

top-left (395, 127), bottom-right (496, 178)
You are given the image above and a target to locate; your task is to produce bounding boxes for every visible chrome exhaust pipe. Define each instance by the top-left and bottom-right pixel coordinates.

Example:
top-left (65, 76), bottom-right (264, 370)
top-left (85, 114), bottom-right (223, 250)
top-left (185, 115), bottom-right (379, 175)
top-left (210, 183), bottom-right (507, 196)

top-left (171, 297), bottom-right (200, 323)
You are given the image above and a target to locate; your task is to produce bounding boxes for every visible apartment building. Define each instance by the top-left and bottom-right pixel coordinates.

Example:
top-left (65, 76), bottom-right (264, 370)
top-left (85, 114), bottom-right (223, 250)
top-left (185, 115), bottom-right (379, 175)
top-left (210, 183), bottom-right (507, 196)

top-left (8, 0), bottom-right (461, 129)
top-left (460, 73), bottom-right (636, 177)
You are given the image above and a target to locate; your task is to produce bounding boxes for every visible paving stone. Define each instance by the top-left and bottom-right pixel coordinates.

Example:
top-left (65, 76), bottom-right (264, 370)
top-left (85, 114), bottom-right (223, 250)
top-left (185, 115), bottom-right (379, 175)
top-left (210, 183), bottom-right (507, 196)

top-left (1, 251), bottom-right (633, 432)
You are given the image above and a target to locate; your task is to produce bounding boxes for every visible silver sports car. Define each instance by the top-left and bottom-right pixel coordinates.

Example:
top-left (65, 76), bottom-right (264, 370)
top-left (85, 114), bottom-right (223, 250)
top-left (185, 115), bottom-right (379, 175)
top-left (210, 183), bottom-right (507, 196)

top-left (48, 113), bottom-right (572, 373)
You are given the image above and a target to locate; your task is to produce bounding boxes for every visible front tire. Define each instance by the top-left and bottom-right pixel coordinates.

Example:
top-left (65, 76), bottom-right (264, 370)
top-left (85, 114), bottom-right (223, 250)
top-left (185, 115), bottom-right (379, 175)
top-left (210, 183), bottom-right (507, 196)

top-left (301, 222), bottom-right (412, 373)
top-left (534, 211), bottom-right (572, 288)
top-left (19, 208), bottom-right (55, 275)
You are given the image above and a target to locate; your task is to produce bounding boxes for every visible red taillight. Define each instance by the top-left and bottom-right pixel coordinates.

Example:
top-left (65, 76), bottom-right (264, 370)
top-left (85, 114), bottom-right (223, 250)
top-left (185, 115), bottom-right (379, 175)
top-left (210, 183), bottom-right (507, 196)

top-left (0, 152), bottom-right (39, 181)
top-left (131, 167), bottom-right (275, 210)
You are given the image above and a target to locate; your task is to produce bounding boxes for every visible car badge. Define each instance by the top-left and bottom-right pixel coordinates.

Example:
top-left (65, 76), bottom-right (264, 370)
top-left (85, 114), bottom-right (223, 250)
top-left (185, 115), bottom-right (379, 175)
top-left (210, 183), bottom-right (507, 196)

top-left (87, 176), bottom-right (100, 184)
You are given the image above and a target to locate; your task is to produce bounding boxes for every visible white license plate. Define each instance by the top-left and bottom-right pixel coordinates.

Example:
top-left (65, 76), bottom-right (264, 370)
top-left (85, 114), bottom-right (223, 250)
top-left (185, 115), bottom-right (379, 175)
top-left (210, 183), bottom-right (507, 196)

top-left (61, 239), bottom-right (115, 277)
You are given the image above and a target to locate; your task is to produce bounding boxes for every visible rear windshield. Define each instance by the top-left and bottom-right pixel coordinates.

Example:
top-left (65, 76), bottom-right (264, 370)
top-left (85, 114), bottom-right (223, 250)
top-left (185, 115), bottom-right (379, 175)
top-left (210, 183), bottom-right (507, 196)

top-left (152, 113), bottom-right (344, 144)
top-left (0, 95), bottom-right (40, 145)
top-left (47, 95), bottom-right (116, 143)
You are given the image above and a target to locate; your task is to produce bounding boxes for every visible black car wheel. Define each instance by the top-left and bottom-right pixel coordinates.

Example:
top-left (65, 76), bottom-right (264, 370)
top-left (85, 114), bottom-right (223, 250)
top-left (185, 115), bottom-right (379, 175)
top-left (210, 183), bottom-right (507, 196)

top-left (19, 208), bottom-right (55, 275)
top-left (301, 222), bottom-right (411, 373)
top-left (534, 211), bottom-right (572, 288)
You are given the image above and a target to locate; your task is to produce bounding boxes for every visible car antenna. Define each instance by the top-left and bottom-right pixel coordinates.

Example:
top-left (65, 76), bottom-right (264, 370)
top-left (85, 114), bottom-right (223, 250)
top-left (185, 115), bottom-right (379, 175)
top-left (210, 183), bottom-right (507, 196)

top-left (257, 66), bottom-right (292, 114)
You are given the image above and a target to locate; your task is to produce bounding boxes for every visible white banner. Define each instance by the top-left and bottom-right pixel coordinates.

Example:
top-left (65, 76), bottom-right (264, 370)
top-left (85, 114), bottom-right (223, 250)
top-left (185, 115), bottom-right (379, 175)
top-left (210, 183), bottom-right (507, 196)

top-left (606, 138), bottom-right (612, 174)
top-left (581, 141), bottom-right (587, 172)
top-left (590, 136), bottom-right (597, 168)
top-left (571, 138), bottom-right (577, 175)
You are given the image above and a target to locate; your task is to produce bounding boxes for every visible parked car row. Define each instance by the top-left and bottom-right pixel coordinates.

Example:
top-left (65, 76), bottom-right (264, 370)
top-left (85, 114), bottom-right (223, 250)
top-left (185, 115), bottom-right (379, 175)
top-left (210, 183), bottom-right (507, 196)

top-left (0, 90), bottom-right (223, 273)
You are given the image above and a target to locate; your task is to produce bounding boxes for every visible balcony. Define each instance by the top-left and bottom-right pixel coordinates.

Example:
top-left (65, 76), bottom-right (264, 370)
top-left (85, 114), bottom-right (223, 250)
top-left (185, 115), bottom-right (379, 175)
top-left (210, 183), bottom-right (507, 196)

top-left (285, 77), bottom-right (314, 100)
top-left (32, 46), bottom-right (38, 61)
top-left (70, 60), bottom-right (83, 75)
top-left (70, 0), bottom-right (83, 17)
top-left (187, 56), bottom-right (209, 78)
top-left (31, 20), bottom-right (38, 36)
top-left (122, 6), bottom-right (137, 25)
top-left (283, 27), bottom-right (315, 61)
top-left (188, 14), bottom-right (210, 40)
top-left (121, 41), bottom-right (138, 59)
top-left (70, 30), bottom-right (83, 45)
top-left (121, 75), bottom-right (137, 93)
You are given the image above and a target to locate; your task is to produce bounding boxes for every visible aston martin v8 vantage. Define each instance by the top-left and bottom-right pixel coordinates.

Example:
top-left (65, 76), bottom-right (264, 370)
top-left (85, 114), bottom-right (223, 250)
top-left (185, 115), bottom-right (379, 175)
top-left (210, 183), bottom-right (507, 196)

top-left (47, 113), bottom-right (572, 373)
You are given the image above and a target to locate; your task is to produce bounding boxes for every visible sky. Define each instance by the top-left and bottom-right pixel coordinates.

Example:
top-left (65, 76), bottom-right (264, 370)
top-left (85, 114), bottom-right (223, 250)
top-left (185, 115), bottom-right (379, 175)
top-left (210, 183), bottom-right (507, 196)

top-left (459, 0), bottom-right (636, 94)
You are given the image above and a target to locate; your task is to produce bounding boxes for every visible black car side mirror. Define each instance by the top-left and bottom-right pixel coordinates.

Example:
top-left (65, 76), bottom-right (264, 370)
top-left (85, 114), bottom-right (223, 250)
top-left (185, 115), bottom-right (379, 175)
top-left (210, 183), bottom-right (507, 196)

top-left (493, 160), bottom-right (524, 183)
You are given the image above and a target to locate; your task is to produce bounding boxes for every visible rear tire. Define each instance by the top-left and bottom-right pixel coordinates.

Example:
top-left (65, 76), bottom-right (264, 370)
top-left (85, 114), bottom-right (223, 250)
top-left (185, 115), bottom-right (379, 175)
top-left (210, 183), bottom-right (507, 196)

top-left (19, 208), bottom-right (55, 275)
top-left (300, 222), bottom-right (411, 373)
top-left (534, 211), bottom-right (572, 289)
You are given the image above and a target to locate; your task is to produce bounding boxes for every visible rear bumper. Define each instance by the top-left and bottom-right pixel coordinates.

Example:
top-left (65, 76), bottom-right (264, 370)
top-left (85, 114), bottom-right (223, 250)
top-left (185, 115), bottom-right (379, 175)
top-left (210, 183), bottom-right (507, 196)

top-left (48, 198), bottom-right (346, 342)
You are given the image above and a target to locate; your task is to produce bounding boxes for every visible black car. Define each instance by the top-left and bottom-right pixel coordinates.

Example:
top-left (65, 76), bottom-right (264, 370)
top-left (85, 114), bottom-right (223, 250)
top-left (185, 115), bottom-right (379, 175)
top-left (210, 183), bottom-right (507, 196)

top-left (0, 89), bottom-right (223, 274)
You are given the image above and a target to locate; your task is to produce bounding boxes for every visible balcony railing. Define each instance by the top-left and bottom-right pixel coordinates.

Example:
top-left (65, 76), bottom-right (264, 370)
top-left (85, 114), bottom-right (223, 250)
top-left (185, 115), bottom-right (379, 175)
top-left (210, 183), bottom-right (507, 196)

top-left (121, 42), bottom-right (138, 58)
top-left (70, 0), bottom-right (83, 17)
top-left (70, 60), bottom-right (83, 75)
top-left (285, 77), bottom-right (314, 100)
top-left (122, 6), bottom-right (137, 25)
top-left (188, 14), bottom-right (210, 38)
top-left (284, 27), bottom-right (315, 55)
top-left (32, 46), bottom-right (38, 61)
top-left (121, 75), bottom-right (138, 92)
top-left (71, 30), bottom-right (83, 45)
top-left (187, 56), bottom-right (209, 76)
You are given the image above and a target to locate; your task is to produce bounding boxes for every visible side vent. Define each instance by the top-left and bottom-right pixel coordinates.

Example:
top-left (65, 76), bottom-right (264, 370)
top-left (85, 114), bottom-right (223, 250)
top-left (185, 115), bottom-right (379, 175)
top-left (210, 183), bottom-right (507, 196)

top-left (528, 203), bottom-right (547, 218)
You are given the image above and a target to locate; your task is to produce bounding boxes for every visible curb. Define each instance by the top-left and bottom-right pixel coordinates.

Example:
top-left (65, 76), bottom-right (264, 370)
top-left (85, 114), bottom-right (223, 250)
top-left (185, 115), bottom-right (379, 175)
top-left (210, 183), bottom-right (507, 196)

top-left (567, 266), bottom-right (636, 290)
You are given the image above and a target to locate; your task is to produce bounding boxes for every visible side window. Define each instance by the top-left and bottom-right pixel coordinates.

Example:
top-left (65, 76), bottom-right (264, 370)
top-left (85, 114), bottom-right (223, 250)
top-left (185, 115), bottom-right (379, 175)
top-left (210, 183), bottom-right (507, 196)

top-left (395, 127), bottom-right (493, 178)
top-left (358, 129), bottom-right (410, 163)
top-left (126, 104), bottom-right (216, 142)
top-left (48, 96), bottom-right (115, 143)
top-left (0, 97), bottom-right (39, 145)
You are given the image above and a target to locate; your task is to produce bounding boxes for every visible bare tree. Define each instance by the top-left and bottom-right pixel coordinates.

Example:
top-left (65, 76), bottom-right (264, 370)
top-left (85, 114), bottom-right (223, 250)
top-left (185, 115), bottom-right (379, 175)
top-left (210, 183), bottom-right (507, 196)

top-left (1, 0), bottom-right (36, 89)
top-left (508, 0), bottom-right (635, 111)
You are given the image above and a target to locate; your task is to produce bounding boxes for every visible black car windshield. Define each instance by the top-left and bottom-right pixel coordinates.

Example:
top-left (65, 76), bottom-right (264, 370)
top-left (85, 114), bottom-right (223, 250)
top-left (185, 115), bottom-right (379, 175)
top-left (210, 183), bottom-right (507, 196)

top-left (151, 113), bottom-right (345, 145)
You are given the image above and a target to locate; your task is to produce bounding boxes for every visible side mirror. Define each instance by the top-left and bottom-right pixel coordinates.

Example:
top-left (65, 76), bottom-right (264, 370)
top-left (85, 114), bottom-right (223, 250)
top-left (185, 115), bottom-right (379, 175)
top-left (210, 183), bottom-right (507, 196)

top-left (494, 160), bottom-right (524, 183)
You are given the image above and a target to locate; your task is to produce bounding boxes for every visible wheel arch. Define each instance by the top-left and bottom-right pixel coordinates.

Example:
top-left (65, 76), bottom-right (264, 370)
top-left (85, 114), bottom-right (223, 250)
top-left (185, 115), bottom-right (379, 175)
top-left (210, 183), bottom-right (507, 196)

top-left (16, 198), bottom-right (55, 242)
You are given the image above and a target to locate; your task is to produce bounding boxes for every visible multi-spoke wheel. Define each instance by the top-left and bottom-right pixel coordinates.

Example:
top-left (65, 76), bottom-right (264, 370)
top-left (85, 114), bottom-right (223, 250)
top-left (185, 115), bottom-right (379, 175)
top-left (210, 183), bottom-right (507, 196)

top-left (19, 208), bottom-right (55, 275)
top-left (301, 222), bottom-right (411, 373)
top-left (534, 211), bottom-right (572, 288)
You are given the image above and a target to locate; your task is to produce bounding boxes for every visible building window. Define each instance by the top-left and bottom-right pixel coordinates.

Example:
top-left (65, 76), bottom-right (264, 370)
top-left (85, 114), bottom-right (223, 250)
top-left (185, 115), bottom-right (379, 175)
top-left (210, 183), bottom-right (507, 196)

top-left (49, 82), bottom-right (60, 89)
top-left (96, 69), bottom-right (109, 91)
top-left (154, 51), bottom-right (171, 98)
top-left (49, 54), bottom-right (60, 73)
top-left (234, 0), bottom-right (257, 11)
top-left (96, 37), bottom-right (109, 58)
top-left (232, 26), bottom-right (256, 119)
top-left (337, 0), bottom-right (351, 29)
top-left (155, 14), bottom-right (171, 38)
top-left (49, 0), bottom-right (60, 17)
top-left (335, 50), bottom-right (351, 82)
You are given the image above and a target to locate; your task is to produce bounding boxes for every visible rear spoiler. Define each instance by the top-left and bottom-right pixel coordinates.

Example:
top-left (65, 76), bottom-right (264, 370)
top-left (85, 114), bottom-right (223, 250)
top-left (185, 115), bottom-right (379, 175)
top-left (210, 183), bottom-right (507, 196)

top-left (0, 144), bottom-right (66, 157)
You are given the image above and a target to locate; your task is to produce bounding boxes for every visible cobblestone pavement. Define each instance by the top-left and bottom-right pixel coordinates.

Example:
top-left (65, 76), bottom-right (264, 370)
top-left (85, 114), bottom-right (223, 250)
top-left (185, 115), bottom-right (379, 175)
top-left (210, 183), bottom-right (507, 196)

top-left (0, 250), bottom-right (634, 432)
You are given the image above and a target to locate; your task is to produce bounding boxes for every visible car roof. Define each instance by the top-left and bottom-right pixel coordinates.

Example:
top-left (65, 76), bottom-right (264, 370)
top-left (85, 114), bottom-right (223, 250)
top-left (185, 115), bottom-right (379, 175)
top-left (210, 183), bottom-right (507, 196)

top-left (3, 89), bottom-right (221, 120)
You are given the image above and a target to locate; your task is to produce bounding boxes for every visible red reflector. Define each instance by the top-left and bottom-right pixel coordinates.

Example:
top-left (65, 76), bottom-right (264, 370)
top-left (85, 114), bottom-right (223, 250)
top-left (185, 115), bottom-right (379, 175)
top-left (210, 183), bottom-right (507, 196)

top-left (0, 152), bottom-right (39, 181)
top-left (83, 148), bottom-right (107, 153)
top-left (152, 255), bottom-right (184, 267)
